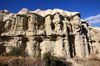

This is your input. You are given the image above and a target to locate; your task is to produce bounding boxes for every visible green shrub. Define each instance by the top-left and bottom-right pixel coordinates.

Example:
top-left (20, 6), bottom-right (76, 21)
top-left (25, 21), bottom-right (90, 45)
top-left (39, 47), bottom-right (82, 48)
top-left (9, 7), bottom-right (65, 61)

top-left (43, 52), bottom-right (71, 66)
top-left (7, 47), bottom-right (22, 56)
top-left (2, 46), bottom-right (25, 57)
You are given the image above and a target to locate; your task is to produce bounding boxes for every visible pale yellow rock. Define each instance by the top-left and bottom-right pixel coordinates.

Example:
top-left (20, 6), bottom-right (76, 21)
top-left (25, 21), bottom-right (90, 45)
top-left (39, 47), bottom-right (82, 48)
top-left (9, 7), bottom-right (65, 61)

top-left (89, 26), bottom-right (100, 53)
top-left (26, 37), bottom-right (40, 58)
top-left (40, 40), bottom-right (55, 57)
top-left (18, 8), bottom-right (30, 16)
top-left (0, 13), bottom-right (4, 21)
top-left (53, 39), bottom-right (69, 58)
top-left (45, 15), bottom-right (53, 35)
top-left (3, 13), bottom-right (14, 21)
top-left (0, 8), bottom-right (100, 59)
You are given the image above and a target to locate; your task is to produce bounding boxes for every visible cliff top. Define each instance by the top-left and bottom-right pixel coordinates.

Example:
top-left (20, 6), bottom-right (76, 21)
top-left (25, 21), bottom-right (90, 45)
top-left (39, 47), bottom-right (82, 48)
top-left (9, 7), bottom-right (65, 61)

top-left (1, 8), bottom-right (80, 18)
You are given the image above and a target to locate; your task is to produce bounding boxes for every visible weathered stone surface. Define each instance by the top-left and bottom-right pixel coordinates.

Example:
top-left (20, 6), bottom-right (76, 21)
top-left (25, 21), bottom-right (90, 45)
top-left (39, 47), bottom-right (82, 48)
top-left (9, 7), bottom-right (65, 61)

top-left (53, 39), bottom-right (68, 58)
top-left (89, 27), bottom-right (100, 53)
top-left (18, 8), bottom-right (30, 16)
top-left (45, 15), bottom-right (53, 35)
top-left (26, 37), bottom-right (40, 58)
top-left (0, 13), bottom-right (4, 21)
top-left (0, 8), bottom-right (100, 59)
top-left (40, 40), bottom-right (55, 57)
top-left (3, 13), bottom-right (14, 21)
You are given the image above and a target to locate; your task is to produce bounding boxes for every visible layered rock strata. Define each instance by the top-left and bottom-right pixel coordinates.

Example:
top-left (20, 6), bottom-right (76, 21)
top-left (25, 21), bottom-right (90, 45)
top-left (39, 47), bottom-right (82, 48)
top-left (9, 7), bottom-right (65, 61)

top-left (0, 8), bottom-right (100, 58)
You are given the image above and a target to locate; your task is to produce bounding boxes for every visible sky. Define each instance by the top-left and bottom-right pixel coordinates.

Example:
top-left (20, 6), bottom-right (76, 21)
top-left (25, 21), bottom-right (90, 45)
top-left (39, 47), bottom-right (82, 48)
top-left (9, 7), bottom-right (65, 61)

top-left (0, 0), bottom-right (100, 27)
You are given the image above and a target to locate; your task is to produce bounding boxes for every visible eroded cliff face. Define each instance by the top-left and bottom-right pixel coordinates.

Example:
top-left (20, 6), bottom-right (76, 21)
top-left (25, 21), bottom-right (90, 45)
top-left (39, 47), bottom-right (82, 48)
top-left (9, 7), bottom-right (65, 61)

top-left (0, 8), bottom-right (100, 59)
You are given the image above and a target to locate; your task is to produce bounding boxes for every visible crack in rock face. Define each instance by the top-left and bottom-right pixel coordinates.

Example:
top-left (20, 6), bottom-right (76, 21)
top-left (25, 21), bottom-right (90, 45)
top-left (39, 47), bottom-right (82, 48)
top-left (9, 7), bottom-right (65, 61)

top-left (0, 8), bottom-right (100, 59)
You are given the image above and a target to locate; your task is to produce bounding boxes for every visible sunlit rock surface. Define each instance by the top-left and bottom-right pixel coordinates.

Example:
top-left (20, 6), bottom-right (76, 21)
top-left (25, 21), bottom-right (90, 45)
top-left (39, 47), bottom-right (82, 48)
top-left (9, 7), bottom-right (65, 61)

top-left (0, 8), bottom-right (100, 59)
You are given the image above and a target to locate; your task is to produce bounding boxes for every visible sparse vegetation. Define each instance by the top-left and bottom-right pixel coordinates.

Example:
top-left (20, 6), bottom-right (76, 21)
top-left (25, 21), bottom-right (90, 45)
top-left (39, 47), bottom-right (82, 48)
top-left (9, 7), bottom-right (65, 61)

top-left (43, 52), bottom-right (71, 66)
top-left (0, 50), bottom-right (72, 66)
top-left (2, 46), bottom-right (26, 57)
top-left (0, 56), bottom-right (45, 66)
top-left (0, 52), bottom-right (100, 66)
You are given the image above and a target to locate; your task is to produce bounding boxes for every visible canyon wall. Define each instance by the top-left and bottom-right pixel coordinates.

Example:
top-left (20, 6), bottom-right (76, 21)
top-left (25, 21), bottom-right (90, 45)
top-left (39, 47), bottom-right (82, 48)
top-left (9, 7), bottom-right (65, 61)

top-left (0, 8), bottom-right (100, 58)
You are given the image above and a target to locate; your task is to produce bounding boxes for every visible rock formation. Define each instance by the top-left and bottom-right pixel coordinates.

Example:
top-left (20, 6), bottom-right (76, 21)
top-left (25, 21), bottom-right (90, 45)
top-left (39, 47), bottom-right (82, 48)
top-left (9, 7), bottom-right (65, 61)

top-left (0, 8), bottom-right (100, 59)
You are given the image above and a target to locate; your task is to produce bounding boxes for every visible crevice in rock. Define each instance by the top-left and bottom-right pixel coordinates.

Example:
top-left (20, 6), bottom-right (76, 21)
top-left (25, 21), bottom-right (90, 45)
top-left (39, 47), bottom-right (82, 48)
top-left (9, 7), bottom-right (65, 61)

top-left (67, 27), bottom-right (76, 58)
top-left (23, 17), bottom-right (28, 31)
top-left (0, 43), bottom-right (6, 54)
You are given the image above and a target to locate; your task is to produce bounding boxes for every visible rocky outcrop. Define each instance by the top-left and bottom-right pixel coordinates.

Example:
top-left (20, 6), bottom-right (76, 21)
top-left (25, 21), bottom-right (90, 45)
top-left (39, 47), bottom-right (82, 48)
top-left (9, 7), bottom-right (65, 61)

top-left (0, 8), bottom-right (100, 59)
top-left (89, 27), bottom-right (100, 53)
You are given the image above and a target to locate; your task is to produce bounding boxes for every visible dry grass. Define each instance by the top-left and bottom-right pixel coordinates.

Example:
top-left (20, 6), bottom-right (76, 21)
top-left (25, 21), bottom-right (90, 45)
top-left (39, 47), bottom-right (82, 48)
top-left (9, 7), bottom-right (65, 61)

top-left (87, 53), bottom-right (100, 61)
top-left (0, 51), bottom-right (71, 66)
top-left (0, 56), bottom-right (45, 66)
top-left (71, 54), bottom-right (100, 66)
top-left (0, 56), bottom-right (71, 66)
top-left (0, 54), bottom-right (100, 66)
